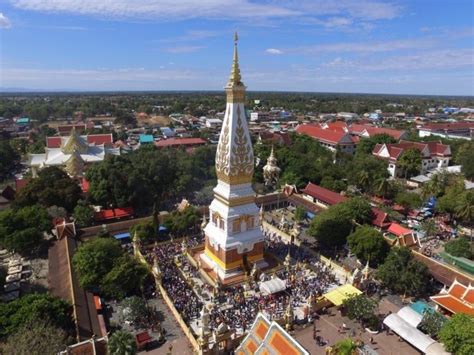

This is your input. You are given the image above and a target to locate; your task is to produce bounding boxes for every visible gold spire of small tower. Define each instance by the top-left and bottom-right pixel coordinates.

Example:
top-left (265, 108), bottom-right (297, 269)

top-left (225, 32), bottom-right (246, 103)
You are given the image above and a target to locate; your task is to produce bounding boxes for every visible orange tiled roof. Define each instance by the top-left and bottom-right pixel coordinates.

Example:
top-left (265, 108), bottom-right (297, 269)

top-left (431, 279), bottom-right (474, 315)
top-left (236, 313), bottom-right (309, 355)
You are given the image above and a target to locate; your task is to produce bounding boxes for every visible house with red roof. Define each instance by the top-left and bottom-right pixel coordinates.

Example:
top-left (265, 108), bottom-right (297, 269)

top-left (384, 222), bottom-right (418, 248)
top-left (301, 182), bottom-right (347, 208)
top-left (349, 124), bottom-right (407, 141)
top-left (431, 279), bottom-right (474, 316)
top-left (418, 122), bottom-right (474, 140)
top-left (295, 124), bottom-right (357, 155)
top-left (372, 140), bottom-right (451, 177)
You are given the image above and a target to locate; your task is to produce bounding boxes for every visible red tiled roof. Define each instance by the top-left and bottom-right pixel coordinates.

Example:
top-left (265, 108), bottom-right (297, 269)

top-left (154, 137), bottom-right (206, 148)
top-left (94, 295), bottom-right (102, 311)
top-left (320, 121), bottom-right (348, 132)
top-left (373, 140), bottom-right (450, 160)
top-left (94, 207), bottom-right (134, 221)
top-left (387, 222), bottom-right (412, 236)
top-left (47, 136), bottom-right (62, 148)
top-left (87, 134), bottom-right (113, 146)
top-left (15, 178), bottom-right (30, 192)
top-left (302, 182), bottom-right (347, 205)
top-left (296, 124), bottom-right (352, 145)
top-left (421, 122), bottom-right (474, 131)
top-left (57, 124), bottom-right (86, 135)
top-left (430, 295), bottom-right (474, 315)
top-left (81, 178), bottom-right (90, 193)
top-left (372, 208), bottom-right (390, 228)
top-left (136, 331), bottom-right (152, 344)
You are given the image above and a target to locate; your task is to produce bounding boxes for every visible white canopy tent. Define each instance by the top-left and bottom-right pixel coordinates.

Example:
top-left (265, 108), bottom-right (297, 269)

top-left (397, 306), bottom-right (423, 328)
top-left (259, 278), bottom-right (287, 295)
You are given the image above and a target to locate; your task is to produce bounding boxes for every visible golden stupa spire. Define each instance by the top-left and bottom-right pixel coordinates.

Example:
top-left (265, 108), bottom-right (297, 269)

top-left (227, 31), bottom-right (243, 87)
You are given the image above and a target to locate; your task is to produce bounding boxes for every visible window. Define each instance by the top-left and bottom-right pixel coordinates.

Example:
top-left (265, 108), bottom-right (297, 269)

top-left (219, 219), bottom-right (225, 230)
top-left (212, 213), bottom-right (218, 225)
top-left (233, 219), bottom-right (241, 233)
top-left (247, 217), bottom-right (254, 229)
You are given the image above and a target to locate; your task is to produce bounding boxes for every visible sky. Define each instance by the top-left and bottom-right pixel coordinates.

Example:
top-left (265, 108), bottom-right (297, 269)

top-left (0, 0), bottom-right (473, 95)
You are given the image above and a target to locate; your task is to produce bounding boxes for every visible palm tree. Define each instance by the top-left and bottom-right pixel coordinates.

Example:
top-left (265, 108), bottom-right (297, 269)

top-left (332, 338), bottom-right (359, 355)
top-left (455, 191), bottom-right (474, 244)
top-left (108, 330), bottom-right (137, 355)
top-left (375, 177), bottom-right (391, 199)
top-left (357, 171), bottom-right (370, 193)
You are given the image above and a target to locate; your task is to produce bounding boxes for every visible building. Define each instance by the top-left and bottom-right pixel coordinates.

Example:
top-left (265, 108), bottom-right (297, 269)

top-left (301, 182), bottom-right (346, 208)
top-left (205, 118), bottom-right (223, 129)
top-left (372, 140), bottom-right (451, 177)
top-left (295, 124), bottom-right (357, 155)
top-left (384, 223), bottom-right (418, 248)
top-left (29, 128), bottom-right (120, 177)
top-left (418, 122), bottom-right (474, 140)
top-left (430, 279), bottom-right (474, 316)
top-left (154, 137), bottom-right (206, 149)
top-left (139, 134), bottom-right (154, 144)
top-left (200, 34), bottom-right (265, 283)
top-left (236, 313), bottom-right (309, 355)
top-left (258, 131), bottom-right (291, 146)
top-left (349, 124), bottom-right (407, 141)
top-left (250, 111), bottom-right (270, 122)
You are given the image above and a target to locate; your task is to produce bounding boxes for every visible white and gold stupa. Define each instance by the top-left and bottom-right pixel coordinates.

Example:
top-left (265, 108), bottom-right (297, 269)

top-left (201, 33), bottom-right (266, 282)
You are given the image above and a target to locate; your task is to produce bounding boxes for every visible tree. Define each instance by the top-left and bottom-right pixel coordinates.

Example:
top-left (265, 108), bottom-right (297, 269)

top-left (395, 191), bottom-right (422, 217)
top-left (308, 209), bottom-right (352, 248)
top-left (374, 177), bottom-right (392, 199)
top-left (0, 139), bottom-right (20, 182)
top-left (456, 141), bottom-right (474, 180)
top-left (455, 190), bottom-right (474, 240)
top-left (294, 206), bottom-right (306, 223)
top-left (130, 221), bottom-right (156, 244)
top-left (72, 238), bottom-right (123, 290)
top-left (397, 148), bottom-right (422, 178)
top-left (163, 207), bottom-right (200, 236)
top-left (347, 225), bottom-right (389, 266)
top-left (14, 166), bottom-right (82, 212)
top-left (342, 294), bottom-right (378, 326)
top-left (101, 255), bottom-right (149, 300)
top-left (0, 205), bottom-right (51, 255)
top-left (421, 219), bottom-right (437, 238)
top-left (119, 296), bottom-right (149, 327)
top-left (1, 320), bottom-right (69, 355)
top-left (0, 266), bottom-right (6, 291)
top-left (438, 313), bottom-right (474, 355)
top-left (418, 310), bottom-right (446, 339)
top-left (0, 293), bottom-right (73, 338)
top-left (108, 330), bottom-right (137, 355)
top-left (356, 134), bottom-right (396, 156)
top-left (444, 237), bottom-right (473, 260)
top-left (337, 197), bottom-right (374, 225)
top-left (332, 338), bottom-right (358, 355)
top-left (73, 200), bottom-right (95, 228)
top-left (376, 247), bottom-right (430, 297)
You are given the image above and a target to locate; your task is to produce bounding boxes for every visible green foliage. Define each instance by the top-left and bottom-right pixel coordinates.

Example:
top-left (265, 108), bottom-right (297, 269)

top-left (421, 219), bottom-right (437, 237)
top-left (108, 330), bottom-right (137, 355)
top-left (337, 197), bottom-right (374, 225)
top-left (0, 139), bottom-right (20, 181)
top-left (130, 220), bottom-right (156, 243)
top-left (72, 238), bottom-right (124, 290)
top-left (455, 190), bottom-right (474, 228)
top-left (342, 294), bottom-right (378, 327)
top-left (418, 310), bottom-right (446, 339)
top-left (456, 141), bottom-right (474, 180)
top-left (333, 338), bottom-right (358, 355)
top-left (397, 148), bottom-right (422, 178)
top-left (73, 200), bottom-right (95, 228)
top-left (294, 206), bottom-right (306, 222)
top-left (163, 207), bottom-right (200, 236)
top-left (0, 265), bottom-right (6, 290)
top-left (1, 319), bottom-right (69, 355)
top-left (348, 154), bottom-right (389, 194)
top-left (101, 255), bottom-right (149, 300)
top-left (376, 247), bottom-right (430, 297)
top-left (0, 205), bottom-right (51, 255)
top-left (436, 179), bottom-right (466, 217)
top-left (395, 191), bottom-right (422, 215)
top-left (14, 167), bottom-right (82, 212)
top-left (119, 296), bottom-right (149, 326)
top-left (308, 208), bottom-right (352, 248)
top-left (444, 237), bottom-right (473, 260)
top-left (72, 238), bottom-right (148, 299)
top-left (439, 313), bottom-right (474, 355)
top-left (347, 225), bottom-right (389, 266)
top-left (356, 134), bottom-right (396, 156)
top-left (0, 293), bottom-right (73, 339)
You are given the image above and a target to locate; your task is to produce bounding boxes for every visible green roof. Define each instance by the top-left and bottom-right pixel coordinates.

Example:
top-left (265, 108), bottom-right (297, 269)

top-left (139, 134), bottom-right (154, 144)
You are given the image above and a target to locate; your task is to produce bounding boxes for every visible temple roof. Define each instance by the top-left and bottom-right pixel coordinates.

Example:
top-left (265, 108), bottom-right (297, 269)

top-left (62, 127), bottom-right (89, 154)
top-left (236, 313), bottom-right (309, 355)
top-left (431, 279), bottom-right (474, 315)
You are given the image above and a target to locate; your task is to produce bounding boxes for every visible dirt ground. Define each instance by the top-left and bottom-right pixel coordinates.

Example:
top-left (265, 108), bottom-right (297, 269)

top-left (137, 115), bottom-right (171, 126)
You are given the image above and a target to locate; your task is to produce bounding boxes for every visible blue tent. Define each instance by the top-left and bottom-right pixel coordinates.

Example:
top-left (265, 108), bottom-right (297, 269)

top-left (306, 211), bottom-right (316, 219)
top-left (158, 225), bottom-right (168, 232)
top-left (114, 232), bottom-right (131, 242)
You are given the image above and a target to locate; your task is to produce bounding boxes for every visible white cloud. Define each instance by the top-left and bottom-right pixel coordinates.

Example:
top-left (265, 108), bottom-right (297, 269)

top-left (0, 12), bottom-right (11, 28)
top-left (9, 0), bottom-right (402, 23)
top-left (265, 48), bottom-right (283, 55)
top-left (164, 45), bottom-right (206, 53)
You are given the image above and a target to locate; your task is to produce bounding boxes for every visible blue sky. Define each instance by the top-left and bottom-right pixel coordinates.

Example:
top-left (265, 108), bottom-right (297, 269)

top-left (0, 0), bottom-right (473, 95)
